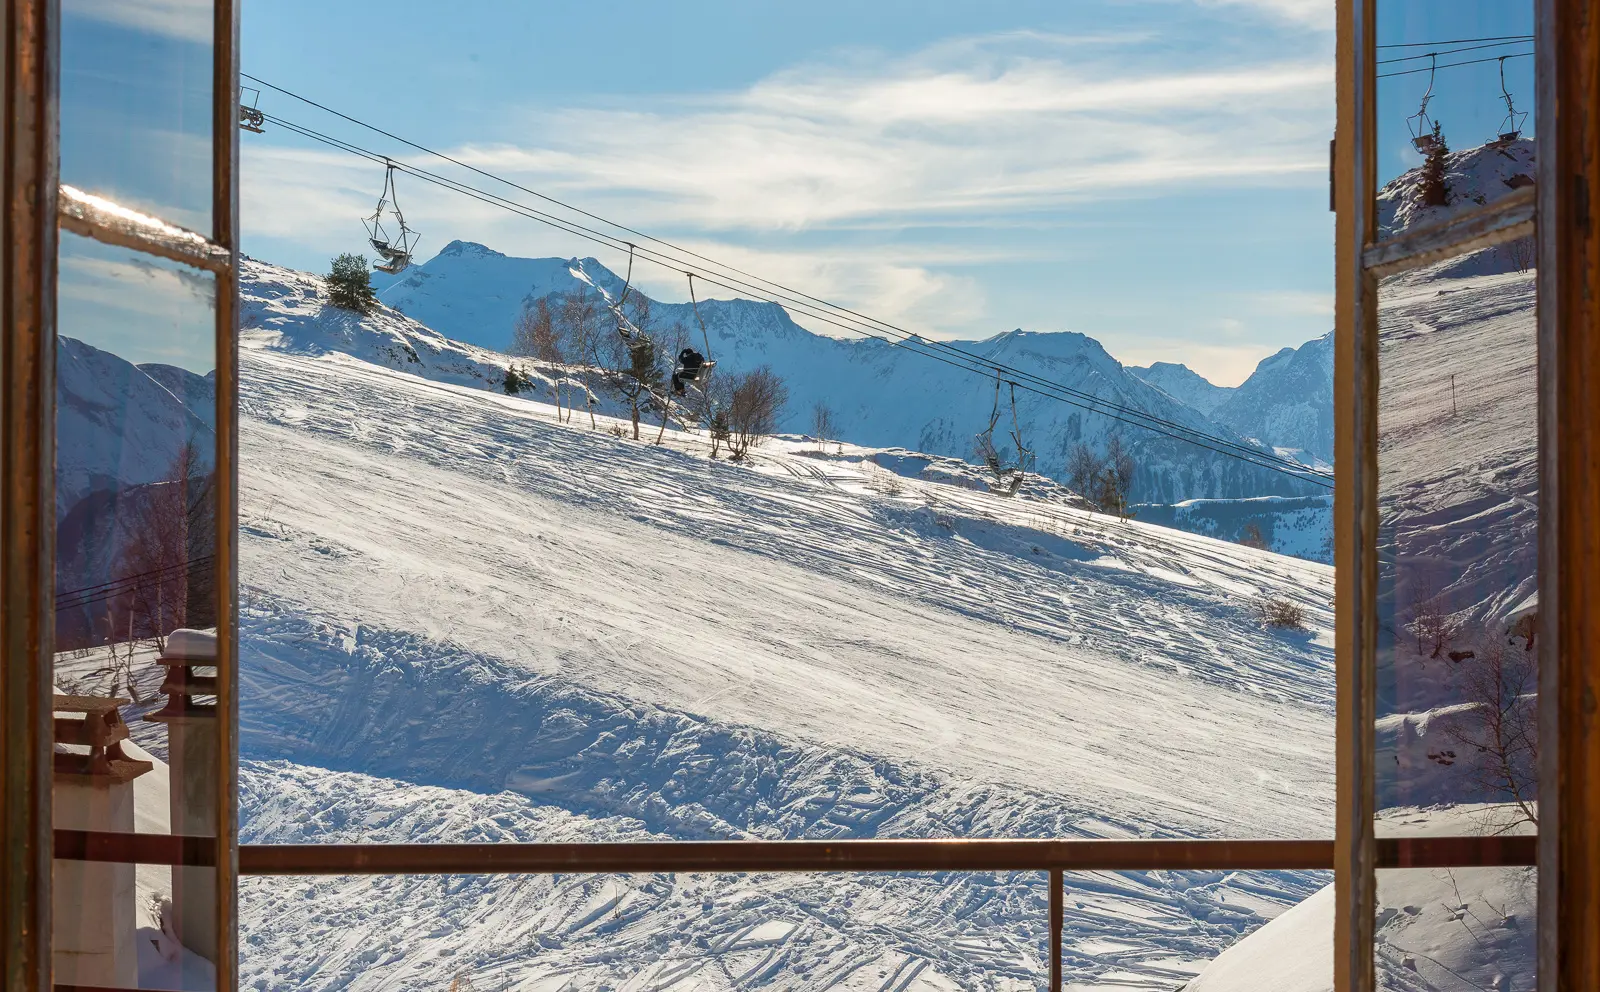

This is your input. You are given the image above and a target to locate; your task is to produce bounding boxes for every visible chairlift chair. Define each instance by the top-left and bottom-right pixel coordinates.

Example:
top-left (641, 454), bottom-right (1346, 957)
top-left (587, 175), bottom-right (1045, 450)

top-left (239, 85), bottom-right (265, 134)
top-left (1493, 56), bottom-right (1529, 144)
top-left (671, 348), bottom-right (715, 396)
top-left (362, 161), bottom-right (420, 274)
top-left (1407, 54), bottom-right (1441, 154)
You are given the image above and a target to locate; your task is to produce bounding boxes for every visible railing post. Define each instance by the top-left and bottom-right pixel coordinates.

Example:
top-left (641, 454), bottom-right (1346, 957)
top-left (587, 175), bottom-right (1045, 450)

top-left (1049, 867), bottom-right (1063, 992)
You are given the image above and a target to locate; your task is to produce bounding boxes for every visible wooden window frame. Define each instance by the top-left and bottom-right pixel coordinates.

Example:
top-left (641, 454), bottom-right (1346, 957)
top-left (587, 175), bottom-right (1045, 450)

top-left (1332, 0), bottom-right (1600, 990)
top-left (6, 0), bottom-right (1596, 989)
top-left (2, 0), bottom-right (241, 987)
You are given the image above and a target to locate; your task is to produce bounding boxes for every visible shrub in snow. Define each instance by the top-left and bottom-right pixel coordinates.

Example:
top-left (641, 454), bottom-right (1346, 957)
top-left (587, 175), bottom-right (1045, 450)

top-left (709, 409), bottom-right (731, 458)
top-left (1238, 522), bottom-right (1270, 550)
top-left (324, 253), bottom-right (377, 314)
top-left (503, 364), bottom-right (530, 395)
top-left (864, 462), bottom-right (906, 497)
top-left (1251, 596), bottom-right (1307, 631)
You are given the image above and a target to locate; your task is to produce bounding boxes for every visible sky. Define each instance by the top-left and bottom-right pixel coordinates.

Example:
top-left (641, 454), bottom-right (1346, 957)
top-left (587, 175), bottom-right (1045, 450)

top-left (234, 0), bottom-right (1342, 386)
top-left (55, 0), bottom-right (1535, 385)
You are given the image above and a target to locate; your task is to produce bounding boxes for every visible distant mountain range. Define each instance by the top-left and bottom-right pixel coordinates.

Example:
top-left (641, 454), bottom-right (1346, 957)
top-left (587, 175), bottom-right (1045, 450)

top-left (375, 240), bottom-right (1333, 503)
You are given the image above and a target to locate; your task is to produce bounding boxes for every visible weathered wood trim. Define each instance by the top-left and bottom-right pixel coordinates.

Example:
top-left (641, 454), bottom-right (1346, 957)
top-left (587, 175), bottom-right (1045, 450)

top-left (1, 1), bottom-right (57, 989)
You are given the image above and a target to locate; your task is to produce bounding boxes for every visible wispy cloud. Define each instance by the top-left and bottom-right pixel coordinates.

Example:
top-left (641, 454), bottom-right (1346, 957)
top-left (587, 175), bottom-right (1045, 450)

top-left (63, 0), bottom-right (212, 45)
top-left (59, 239), bottom-right (216, 370)
top-left (246, 30), bottom-right (1332, 343)
top-left (468, 45), bottom-right (1332, 233)
top-left (1187, 0), bottom-right (1333, 31)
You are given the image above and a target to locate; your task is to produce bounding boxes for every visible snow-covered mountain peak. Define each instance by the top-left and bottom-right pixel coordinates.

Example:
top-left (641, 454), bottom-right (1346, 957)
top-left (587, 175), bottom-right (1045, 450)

top-left (1128, 361), bottom-right (1232, 416)
top-left (435, 239), bottom-right (507, 260)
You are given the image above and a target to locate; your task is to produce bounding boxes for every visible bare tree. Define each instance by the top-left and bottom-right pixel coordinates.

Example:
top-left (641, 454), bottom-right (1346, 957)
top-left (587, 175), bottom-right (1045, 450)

top-left (1405, 571), bottom-right (1456, 659)
top-left (510, 297), bottom-right (563, 361)
top-left (1238, 522), bottom-right (1270, 550)
top-left (1066, 442), bottom-right (1104, 503)
top-left (117, 440), bottom-right (215, 645)
top-left (598, 295), bottom-right (669, 439)
top-left (1496, 235), bottom-right (1536, 274)
top-left (1099, 433), bottom-right (1136, 519)
top-left (725, 366), bottom-right (789, 461)
top-left (1443, 629), bottom-right (1539, 830)
top-left (1067, 436), bottom-right (1135, 517)
top-left (559, 288), bottom-right (604, 369)
top-left (811, 403), bottom-right (837, 451)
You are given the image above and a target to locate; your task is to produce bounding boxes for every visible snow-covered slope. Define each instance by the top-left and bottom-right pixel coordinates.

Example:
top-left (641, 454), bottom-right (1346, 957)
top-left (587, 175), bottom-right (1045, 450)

top-left (1187, 806), bottom-right (1535, 992)
top-left (376, 244), bottom-right (1320, 503)
top-left (194, 271), bottom-right (1342, 988)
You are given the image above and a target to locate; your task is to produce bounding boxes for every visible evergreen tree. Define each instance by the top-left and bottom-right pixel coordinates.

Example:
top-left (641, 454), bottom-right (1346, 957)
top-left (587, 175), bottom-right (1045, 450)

top-left (710, 409), bottom-right (731, 458)
top-left (1416, 123), bottom-right (1450, 207)
top-left (503, 365), bottom-right (527, 395)
top-left (325, 253), bottom-right (378, 314)
top-left (618, 337), bottom-right (663, 439)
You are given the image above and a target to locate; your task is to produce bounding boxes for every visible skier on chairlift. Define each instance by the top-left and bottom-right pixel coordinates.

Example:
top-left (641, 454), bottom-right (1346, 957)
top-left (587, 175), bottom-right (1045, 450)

top-left (671, 348), bottom-right (713, 396)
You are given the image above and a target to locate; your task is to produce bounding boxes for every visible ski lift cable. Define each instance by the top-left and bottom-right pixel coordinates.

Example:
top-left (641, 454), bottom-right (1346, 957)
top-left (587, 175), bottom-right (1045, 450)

top-left (1378, 50), bottom-right (1533, 79)
top-left (262, 113), bottom-right (1331, 485)
top-left (1377, 39), bottom-right (1533, 65)
top-left (258, 112), bottom-right (1332, 486)
top-left (686, 273), bottom-right (714, 363)
top-left (266, 117), bottom-right (1327, 485)
top-left (245, 84), bottom-right (1338, 477)
top-left (1376, 34), bottom-right (1533, 49)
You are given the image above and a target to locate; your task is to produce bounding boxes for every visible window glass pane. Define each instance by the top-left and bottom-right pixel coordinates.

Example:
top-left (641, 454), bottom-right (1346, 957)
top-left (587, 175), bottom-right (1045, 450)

top-left (238, 862), bottom-right (1328, 990)
top-left (239, 0), bottom-right (1338, 979)
top-left (60, 0), bottom-right (213, 233)
top-left (1376, 864), bottom-right (1536, 991)
top-left (54, 230), bottom-right (219, 990)
top-left (1374, 244), bottom-right (1539, 829)
top-left (1376, 0), bottom-right (1535, 236)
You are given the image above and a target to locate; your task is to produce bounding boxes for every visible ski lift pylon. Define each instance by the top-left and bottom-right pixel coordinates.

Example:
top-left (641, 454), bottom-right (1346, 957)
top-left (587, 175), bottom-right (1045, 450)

top-left (1407, 53), bottom-right (1441, 154)
top-left (362, 160), bottom-right (420, 275)
top-left (1493, 56), bottom-right (1528, 143)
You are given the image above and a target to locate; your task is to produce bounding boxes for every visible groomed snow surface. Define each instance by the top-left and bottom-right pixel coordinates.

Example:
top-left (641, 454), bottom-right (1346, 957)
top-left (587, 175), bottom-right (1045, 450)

top-left (218, 233), bottom-right (1532, 989)
top-left (228, 261), bottom-right (1343, 991)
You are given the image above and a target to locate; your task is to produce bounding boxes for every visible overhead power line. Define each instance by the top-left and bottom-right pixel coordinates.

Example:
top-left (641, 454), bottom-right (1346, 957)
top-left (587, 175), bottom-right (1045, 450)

top-left (244, 82), bottom-right (1333, 488)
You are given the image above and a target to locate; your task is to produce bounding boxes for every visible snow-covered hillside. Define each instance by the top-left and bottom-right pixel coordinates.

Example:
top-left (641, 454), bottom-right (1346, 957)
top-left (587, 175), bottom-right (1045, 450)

top-left (375, 243), bottom-right (1322, 504)
top-left (38, 261), bottom-right (1332, 988)
top-left (1189, 806), bottom-right (1534, 992)
top-left (1377, 138), bottom-right (1535, 241)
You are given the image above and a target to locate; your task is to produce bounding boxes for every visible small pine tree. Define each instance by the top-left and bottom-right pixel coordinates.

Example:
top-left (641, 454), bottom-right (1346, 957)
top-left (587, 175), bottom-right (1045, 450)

top-left (1416, 122), bottom-right (1450, 208)
top-left (504, 365), bottom-right (527, 394)
top-left (325, 253), bottom-right (377, 314)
